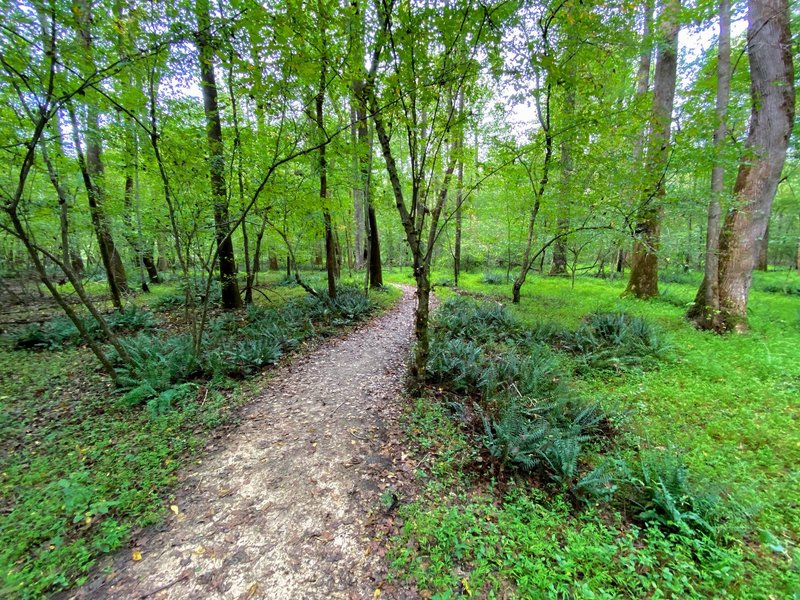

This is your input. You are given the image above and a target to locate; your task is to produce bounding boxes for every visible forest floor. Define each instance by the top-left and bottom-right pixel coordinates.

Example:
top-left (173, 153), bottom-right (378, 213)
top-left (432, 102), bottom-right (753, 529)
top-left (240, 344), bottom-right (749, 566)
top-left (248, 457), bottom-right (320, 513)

top-left (63, 284), bottom-right (418, 600)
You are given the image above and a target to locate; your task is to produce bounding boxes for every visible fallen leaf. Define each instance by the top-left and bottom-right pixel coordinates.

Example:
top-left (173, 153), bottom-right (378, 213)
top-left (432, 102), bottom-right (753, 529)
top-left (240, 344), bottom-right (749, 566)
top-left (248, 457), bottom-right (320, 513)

top-left (132, 549), bottom-right (142, 561)
top-left (170, 504), bottom-right (180, 515)
top-left (373, 589), bottom-right (381, 599)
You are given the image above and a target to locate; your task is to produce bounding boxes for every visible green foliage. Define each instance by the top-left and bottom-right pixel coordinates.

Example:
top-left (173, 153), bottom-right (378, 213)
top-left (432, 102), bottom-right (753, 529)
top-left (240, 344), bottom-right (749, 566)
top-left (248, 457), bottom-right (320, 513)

top-left (10, 307), bottom-right (156, 350)
top-left (11, 317), bottom-right (84, 350)
top-left (433, 297), bottom-right (522, 344)
top-left (427, 337), bottom-right (485, 393)
top-left (624, 450), bottom-right (719, 538)
top-left (481, 399), bottom-right (548, 471)
top-left (565, 312), bottom-right (670, 372)
top-left (115, 334), bottom-right (199, 401)
top-left (482, 271), bottom-right (504, 285)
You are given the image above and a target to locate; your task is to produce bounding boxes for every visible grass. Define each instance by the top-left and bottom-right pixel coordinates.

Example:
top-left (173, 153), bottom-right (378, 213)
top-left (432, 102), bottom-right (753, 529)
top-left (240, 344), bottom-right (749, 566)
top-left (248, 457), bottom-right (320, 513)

top-left (383, 266), bottom-right (800, 598)
top-left (0, 271), bottom-right (400, 597)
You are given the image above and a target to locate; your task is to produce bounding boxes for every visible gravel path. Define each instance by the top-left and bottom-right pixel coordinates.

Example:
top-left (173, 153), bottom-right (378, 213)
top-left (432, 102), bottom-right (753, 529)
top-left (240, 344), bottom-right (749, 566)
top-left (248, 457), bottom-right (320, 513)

top-left (70, 285), bottom-right (416, 600)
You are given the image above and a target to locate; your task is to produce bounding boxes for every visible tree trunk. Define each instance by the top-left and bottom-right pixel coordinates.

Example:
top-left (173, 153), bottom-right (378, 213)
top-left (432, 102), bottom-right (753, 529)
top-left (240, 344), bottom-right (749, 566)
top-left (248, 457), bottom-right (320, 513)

top-left (755, 221), bottom-right (769, 270)
top-left (367, 203), bottom-right (383, 288)
top-left (713, 0), bottom-right (794, 331)
top-left (454, 90), bottom-right (465, 286)
top-left (196, 0), bottom-right (242, 310)
top-left (688, 0), bottom-right (732, 327)
top-left (625, 0), bottom-right (680, 298)
top-left (74, 0), bottom-right (128, 305)
top-left (351, 100), bottom-right (366, 270)
top-left (315, 25), bottom-right (336, 300)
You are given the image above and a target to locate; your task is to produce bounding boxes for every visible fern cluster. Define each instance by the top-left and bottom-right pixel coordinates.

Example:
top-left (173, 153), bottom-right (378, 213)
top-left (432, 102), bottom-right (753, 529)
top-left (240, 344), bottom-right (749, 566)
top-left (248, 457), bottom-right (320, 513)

top-left (425, 296), bottom-right (720, 535)
top-left (429, 297), bottom-right (616, 505)
top-left (10, 306), bottom-right (156, 350)
top-left (114, 286), bottom-right (379, 411)
top-left (564, 312), bottom-right (670, 372)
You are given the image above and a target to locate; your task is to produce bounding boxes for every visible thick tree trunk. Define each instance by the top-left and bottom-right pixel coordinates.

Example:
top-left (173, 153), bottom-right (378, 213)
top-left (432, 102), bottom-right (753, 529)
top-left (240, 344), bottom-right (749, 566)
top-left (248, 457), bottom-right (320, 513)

top-left (625, 0), bottom-right (680, 298)
top-left (196, 0), bottom-right (242, 310)
top-left (712, 0), bottom-right (794, 331)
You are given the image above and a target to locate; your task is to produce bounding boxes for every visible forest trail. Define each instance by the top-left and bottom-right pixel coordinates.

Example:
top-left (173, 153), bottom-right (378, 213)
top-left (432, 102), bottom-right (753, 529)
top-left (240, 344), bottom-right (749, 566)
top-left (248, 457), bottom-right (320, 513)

top-left (70, 286), bottom-right (416, 600)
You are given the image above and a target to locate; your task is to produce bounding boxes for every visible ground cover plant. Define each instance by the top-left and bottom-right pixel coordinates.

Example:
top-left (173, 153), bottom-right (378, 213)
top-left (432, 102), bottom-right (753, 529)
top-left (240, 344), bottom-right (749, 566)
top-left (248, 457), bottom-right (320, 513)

top-left (0, 273), bottom-right (399, 597)
top-left (382, 267), bottom-right (800, 598)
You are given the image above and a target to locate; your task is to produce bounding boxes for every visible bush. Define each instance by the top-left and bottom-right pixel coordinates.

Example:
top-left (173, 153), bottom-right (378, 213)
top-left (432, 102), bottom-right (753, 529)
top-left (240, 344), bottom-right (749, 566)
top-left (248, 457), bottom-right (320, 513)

top-left (623, 450), bottom-right (718, 538)
top-left (427, 337), bottom-right (486, 393)
top-left (115, 333), bottom-right (200, 398)
top-left (11, 317), bottom-right (82, 350)
top-left (434, 297), bottom-right (522, 344)
top-left (11, 307), bottom-right (156, 350)
top-left (760, 283), bottom-right (800, 296)
top-left (565, 312), bottom-right (669, 372)
top-left (482, 272), bottom-right (504, 285)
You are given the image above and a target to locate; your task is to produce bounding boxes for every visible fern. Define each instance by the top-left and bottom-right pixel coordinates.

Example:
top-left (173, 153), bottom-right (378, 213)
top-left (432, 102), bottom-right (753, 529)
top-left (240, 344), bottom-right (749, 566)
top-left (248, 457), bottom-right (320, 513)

top-left (629, 450), bottom-right (718, 537)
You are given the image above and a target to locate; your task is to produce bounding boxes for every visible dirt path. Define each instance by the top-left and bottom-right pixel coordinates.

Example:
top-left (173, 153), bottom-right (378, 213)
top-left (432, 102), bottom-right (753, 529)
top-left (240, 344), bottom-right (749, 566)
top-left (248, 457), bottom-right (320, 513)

top-left (71, 286), bottom-right (416, 600)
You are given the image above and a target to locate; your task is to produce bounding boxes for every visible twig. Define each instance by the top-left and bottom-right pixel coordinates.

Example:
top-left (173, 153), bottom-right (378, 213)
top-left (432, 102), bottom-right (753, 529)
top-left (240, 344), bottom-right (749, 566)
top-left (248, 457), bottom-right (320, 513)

top-left (139, 572), bottom-right (190, 599)
top-left (330, 400), bottom-right (348, 415)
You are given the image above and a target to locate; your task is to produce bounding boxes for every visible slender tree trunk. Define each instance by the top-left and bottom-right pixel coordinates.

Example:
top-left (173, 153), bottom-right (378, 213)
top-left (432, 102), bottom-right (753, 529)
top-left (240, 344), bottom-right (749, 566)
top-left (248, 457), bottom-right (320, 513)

top-left (712, 0), bottom-right (794, 331)
top-left (315, 27), bottom-right (336, 299)
top-left (367, 203), bottom-right (383, 288)
top-left (195, 0), bottom-right (242, 310)
top-left (688, 0), bottom-right (731, 327)
top-left (550, 67), bottom-right (576, 276)
top-left (74, 0), bottom-right (128, 305)
top-left (454, 90), bottom-right (465, 286)
top-left (626, 0), bottom-right (680, 298)
top-left (351, 100), bottom-right (366, 270)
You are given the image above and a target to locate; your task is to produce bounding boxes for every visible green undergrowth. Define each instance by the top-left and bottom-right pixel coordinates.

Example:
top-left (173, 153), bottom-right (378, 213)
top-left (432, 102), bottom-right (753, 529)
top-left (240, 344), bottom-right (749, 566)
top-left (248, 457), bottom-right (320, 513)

top-left (0, 275), bottom-right (399, 597)
top-left (383, 267), bottom-right (799, 597)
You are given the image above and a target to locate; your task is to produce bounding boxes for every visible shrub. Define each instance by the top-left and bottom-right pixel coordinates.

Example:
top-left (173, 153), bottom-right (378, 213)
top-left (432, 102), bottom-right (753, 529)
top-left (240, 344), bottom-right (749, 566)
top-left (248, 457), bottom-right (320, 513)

top-left (222, 338), bottom-right (283, 377)
top-left (482, 272), bottom-right (504, 285)
top-left (565, 312), bottom-right (669, 372)
top-left (151, 292), bottom-right (185, 311)
top-left (481, 399), bottom-right (550, 471)
top-left (108, 306), bottom-right (156, 331)
top-left (478, 345), bottom-right (565, 401)
top-left (761, 283), bottom-right (800, 296)
top-left (434, 297), bottom-right (521, 344)
top-left (427, 337), bottom-right (485, 393)
top-left (329, 285), bottom-right (374, 322)
top-left (115, 333), bottom-right (199, 397)
top-left (11, 318), bottom-right (81, 350)
top-left (10, 307), bottom-right (155, 351)
top-left (624, 450), bottom-right (718, 538)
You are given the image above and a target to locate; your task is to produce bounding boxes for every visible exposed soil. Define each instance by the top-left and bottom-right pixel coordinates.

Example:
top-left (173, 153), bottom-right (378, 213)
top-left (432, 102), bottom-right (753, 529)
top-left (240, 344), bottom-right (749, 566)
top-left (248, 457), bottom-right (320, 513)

top-left (68, 285), bottom-right (419, 600)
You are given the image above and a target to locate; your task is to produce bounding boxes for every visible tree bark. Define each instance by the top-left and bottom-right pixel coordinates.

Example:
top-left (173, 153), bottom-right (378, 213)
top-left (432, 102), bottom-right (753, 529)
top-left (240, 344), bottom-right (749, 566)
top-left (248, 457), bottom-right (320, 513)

top-left (755, 221), bottom-right (769, 270)
top-left (625, 0), bottom-right (680, 299)
top-left (195, 0), bottom-right (242, 310)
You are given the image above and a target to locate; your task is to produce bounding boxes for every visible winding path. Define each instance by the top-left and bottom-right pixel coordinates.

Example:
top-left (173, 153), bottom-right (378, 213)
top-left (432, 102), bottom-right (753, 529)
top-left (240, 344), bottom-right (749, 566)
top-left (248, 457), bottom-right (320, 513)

top-left (71, 286), bottom-right (416, 599)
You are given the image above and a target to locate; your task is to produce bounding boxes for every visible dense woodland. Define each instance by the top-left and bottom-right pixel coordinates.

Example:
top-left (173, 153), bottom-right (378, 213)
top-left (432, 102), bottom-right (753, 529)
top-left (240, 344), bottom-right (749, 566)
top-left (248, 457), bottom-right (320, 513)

top-left (0, 0), bottom-right (798, 596)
